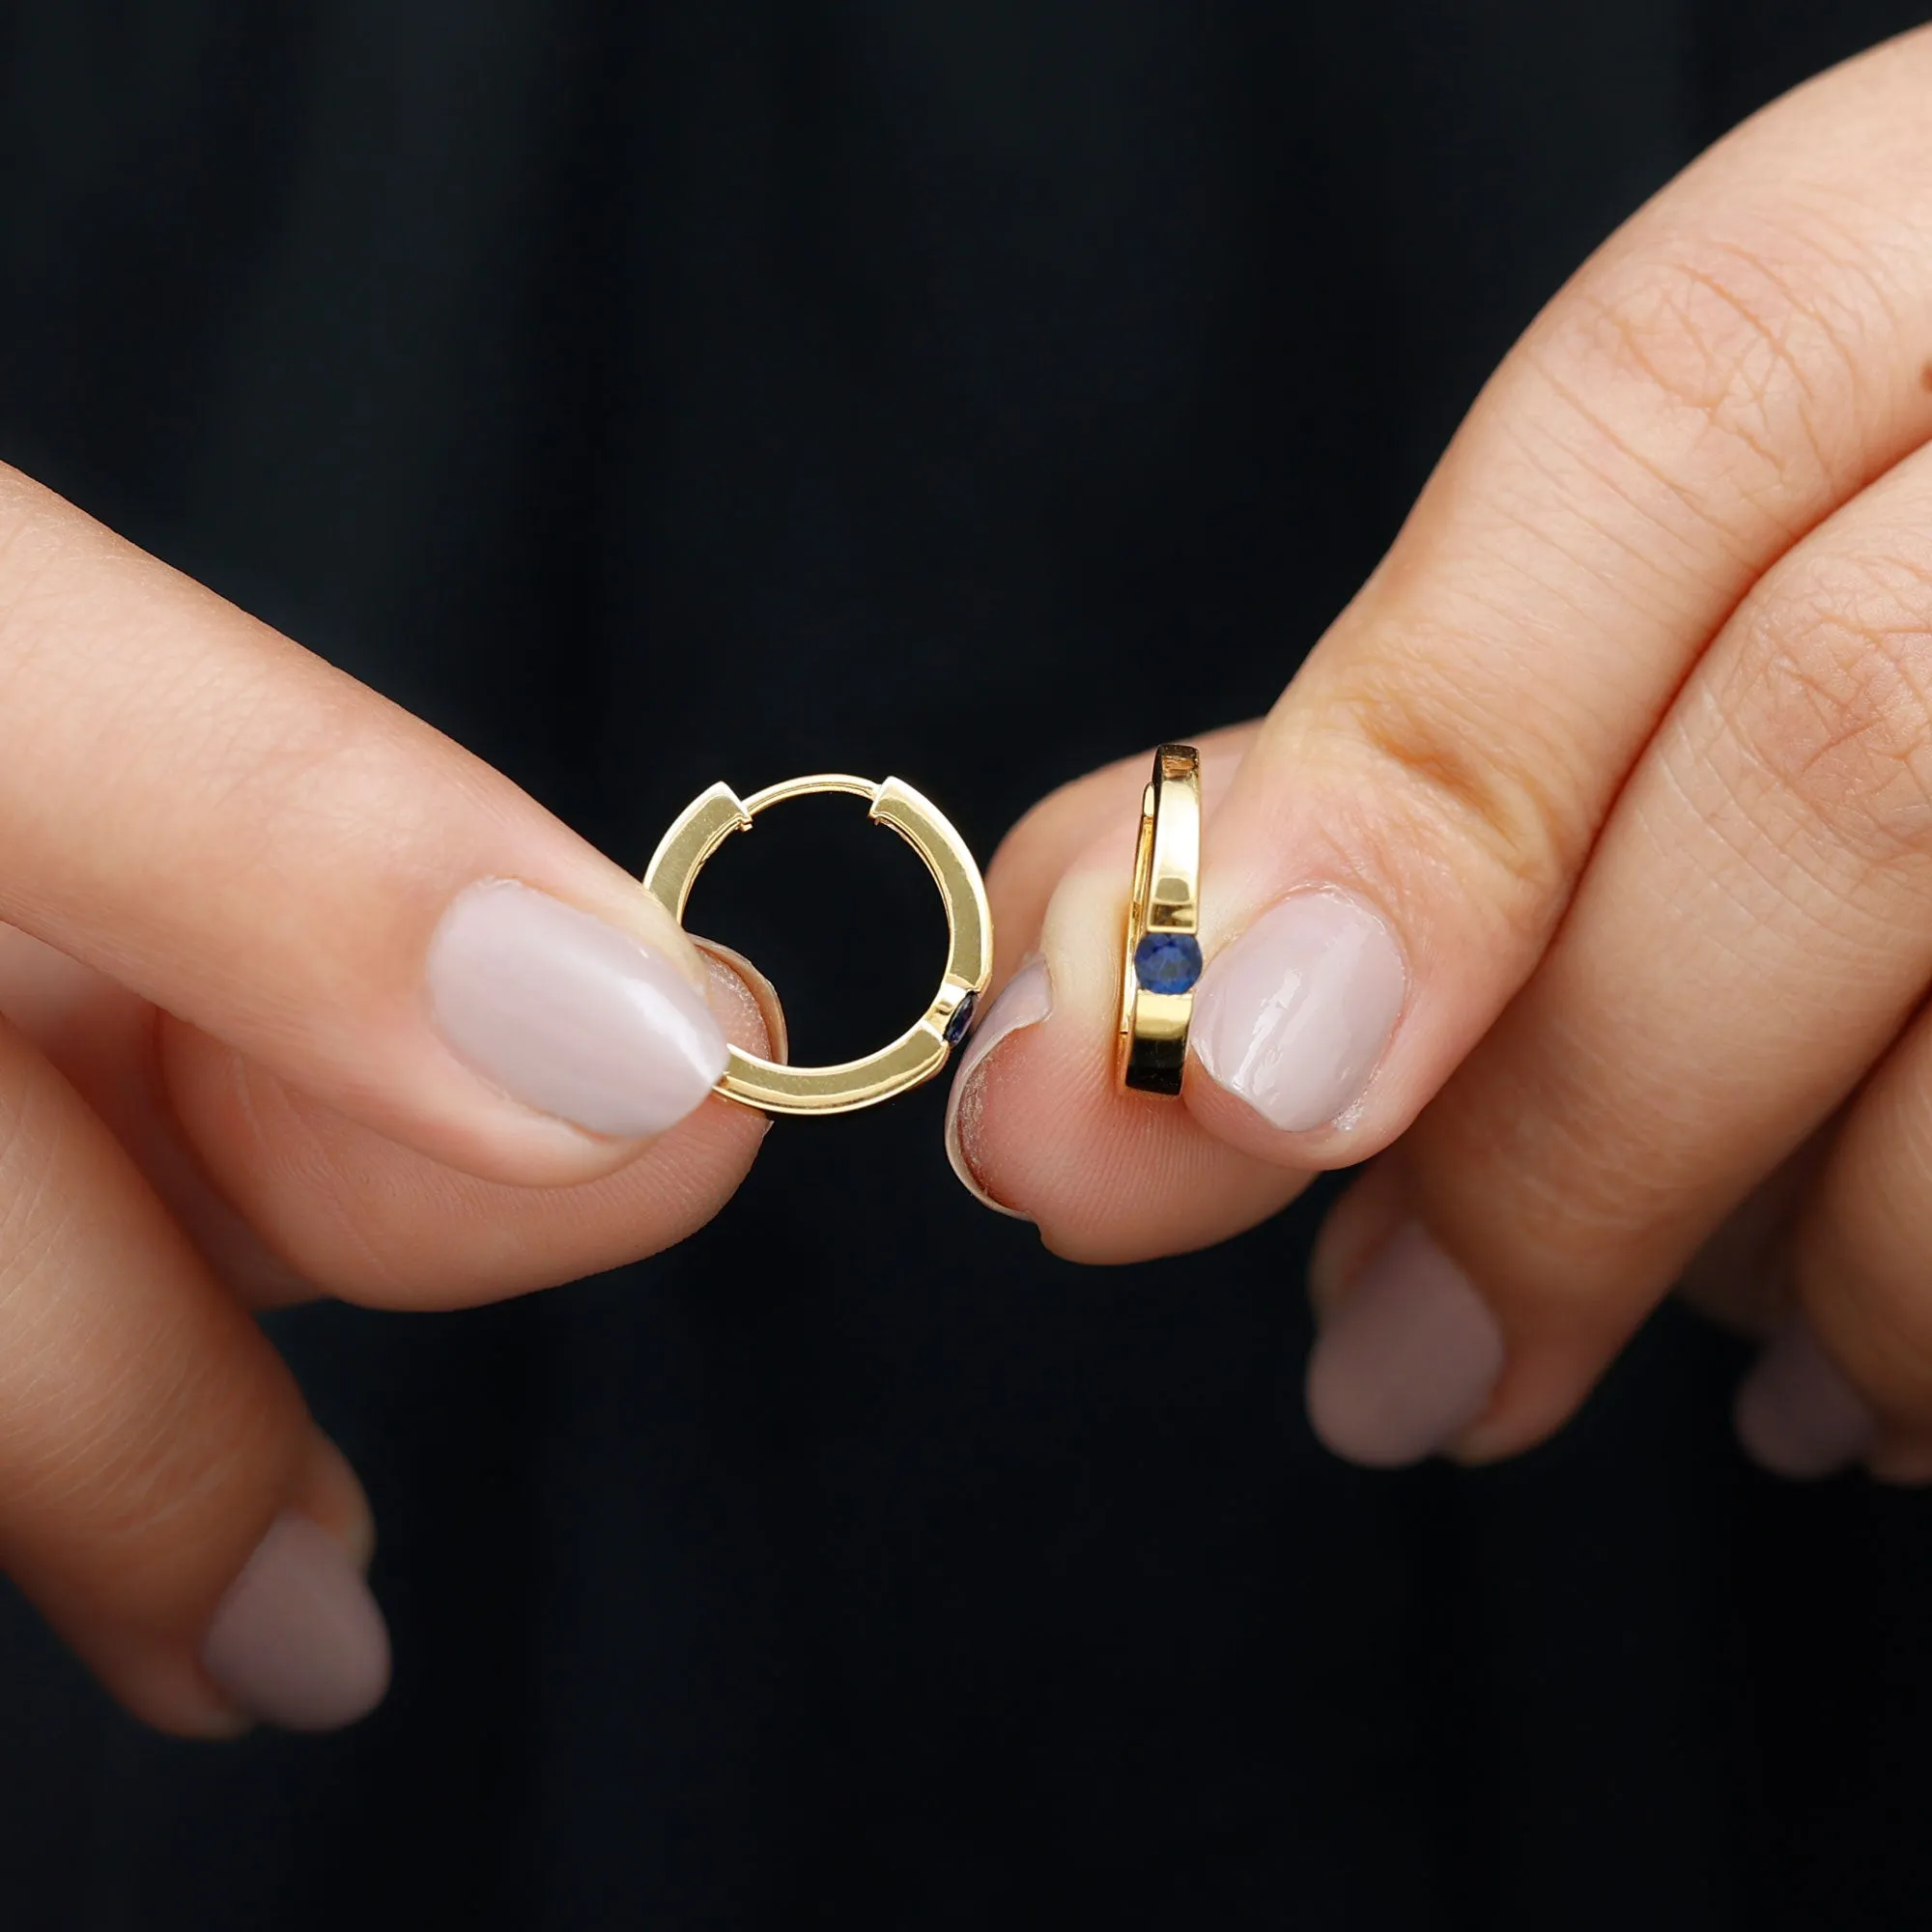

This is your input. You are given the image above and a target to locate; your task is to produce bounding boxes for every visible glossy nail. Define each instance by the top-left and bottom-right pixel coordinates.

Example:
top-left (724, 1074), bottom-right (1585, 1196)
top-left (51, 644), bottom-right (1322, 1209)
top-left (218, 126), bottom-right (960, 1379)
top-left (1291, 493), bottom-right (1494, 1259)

top-left (1192, 888), bottom-right (1406, 1133)
top-left (944, 956), bottom-right (1052, 1218)
top-left (1306, 1221), bottom-right (1504, 1467)
top-left (1734, 1317), bottom-right (1874, 1480)
top-left (428, 880), bottom-right (728, 1138)
top-left (201, 1514), bottom-right (391, 1731)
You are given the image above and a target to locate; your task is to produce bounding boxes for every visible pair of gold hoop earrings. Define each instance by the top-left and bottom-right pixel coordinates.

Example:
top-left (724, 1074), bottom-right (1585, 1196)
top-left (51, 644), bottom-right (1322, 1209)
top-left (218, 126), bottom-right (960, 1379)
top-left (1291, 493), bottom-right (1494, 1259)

top-left (642, 744), bottom-right (1201, 1116)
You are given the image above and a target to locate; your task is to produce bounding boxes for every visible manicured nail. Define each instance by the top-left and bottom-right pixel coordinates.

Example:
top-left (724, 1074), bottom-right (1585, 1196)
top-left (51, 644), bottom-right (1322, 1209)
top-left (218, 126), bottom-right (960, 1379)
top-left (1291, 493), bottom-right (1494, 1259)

top-left (1305, 1221), bottom-right (1504, 1467)
top-left (429, 880), bottom-right (728, 1138)
top-left (945, 956), bottom-right (1052, 1218)
top-left (1733, 1317), bottom-right (1874, 1480)
top-left (1192, 888), bottom-right (1406, 1132)
top-left (201, 1514), bottom-right (391, 1731)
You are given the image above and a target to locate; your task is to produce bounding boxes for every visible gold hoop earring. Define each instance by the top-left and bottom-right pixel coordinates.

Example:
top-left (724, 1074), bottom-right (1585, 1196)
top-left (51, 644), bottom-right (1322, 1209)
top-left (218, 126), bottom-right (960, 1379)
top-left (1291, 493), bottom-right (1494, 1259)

top-left (643, 774), bottom-right (993, 1117)
top-left (1118, 744), bottom-right (1201, 1096)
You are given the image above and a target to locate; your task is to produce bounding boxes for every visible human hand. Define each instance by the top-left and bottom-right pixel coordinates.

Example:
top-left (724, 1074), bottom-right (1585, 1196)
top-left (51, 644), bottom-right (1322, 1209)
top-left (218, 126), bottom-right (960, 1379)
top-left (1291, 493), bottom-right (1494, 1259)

top-left (948, 29), bottom-right (1932, 1481)
top-left (0, 468), bottom-right (778, 1733)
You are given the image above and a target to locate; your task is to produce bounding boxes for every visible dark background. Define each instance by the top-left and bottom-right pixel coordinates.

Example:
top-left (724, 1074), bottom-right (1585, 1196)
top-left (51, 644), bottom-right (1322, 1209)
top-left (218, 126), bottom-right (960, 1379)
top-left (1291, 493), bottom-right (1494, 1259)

top-left (1, 3), bottom-right (1929, 1926)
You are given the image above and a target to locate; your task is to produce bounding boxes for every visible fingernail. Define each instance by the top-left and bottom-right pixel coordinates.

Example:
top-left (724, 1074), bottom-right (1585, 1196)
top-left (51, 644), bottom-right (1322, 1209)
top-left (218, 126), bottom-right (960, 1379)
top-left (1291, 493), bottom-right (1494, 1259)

top-left (1305, 1221), bottom-right (1504, 1467)
top-left (428, 880), bottom-right (728, 1138)
top-left (1192, 888), bottom-right (1406, 1132)
top-left (1734, 1317), bottom-right (1874, 1480)
top-left (945, 956), bottom-right (1052, 1218)
top-left (201, 1514), bottom-right (392, 1731)
top-left (692, 935), bottom-right (788, 1063)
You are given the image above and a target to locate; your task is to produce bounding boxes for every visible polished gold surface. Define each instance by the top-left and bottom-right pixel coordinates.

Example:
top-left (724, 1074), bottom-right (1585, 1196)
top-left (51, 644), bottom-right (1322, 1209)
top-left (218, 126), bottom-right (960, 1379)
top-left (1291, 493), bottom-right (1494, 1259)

top-left (1118, 744), bottom-right (1202, 1096)
top-left (643, 773), bottom-right (993, 1116)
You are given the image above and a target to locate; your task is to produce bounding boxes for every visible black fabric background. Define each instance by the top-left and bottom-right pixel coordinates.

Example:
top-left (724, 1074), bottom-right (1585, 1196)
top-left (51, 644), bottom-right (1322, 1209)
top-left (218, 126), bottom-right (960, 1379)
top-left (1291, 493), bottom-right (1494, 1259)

top-left (1, 4), bottom-right (1930, 1926)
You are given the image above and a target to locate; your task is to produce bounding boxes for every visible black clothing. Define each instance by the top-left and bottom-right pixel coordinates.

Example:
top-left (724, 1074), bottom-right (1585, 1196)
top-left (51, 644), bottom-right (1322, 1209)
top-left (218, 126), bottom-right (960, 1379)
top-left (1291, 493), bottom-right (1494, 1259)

top-left (1, 5), bottom-right (1927, 1927)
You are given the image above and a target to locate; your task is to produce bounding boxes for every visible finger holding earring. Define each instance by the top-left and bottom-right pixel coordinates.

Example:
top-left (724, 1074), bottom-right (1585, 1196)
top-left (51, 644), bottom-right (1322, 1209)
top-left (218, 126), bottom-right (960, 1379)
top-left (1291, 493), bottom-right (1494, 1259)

top-left (644, 771), bottom-right (993, 1117)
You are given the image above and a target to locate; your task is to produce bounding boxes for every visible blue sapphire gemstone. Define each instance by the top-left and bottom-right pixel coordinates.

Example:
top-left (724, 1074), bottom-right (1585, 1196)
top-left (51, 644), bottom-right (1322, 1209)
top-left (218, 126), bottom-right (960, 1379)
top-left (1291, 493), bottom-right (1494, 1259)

top-left (943, 990), bottom-right (980, 1046)
top-left (1134, 931), bottom-right (1202, 994)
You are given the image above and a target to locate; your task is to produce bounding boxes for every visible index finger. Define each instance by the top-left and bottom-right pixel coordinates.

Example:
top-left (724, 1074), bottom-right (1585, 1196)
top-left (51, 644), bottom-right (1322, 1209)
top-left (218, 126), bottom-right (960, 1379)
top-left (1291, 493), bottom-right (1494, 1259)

top-left (960, 28), bottom-right (1932, 1236)
top-left (0, 466), bottom-right (730, 1186)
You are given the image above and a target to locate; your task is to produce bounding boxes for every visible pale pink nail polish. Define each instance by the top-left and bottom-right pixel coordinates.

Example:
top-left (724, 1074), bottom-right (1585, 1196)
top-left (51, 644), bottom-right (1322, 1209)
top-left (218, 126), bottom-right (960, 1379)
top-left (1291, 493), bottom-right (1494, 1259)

top-left (944, 956), bottom-right (1051, 1218)
top-left (201, 1514), bottom-right (391, 1731)
top-left (1192, 888), bottom-right (1406, 1133)
top-left (1734, 1317), bottom-right (1874, 1480)
top-left (1306, 1222), bottom-right (1503, 1467)
top-left (428, 880), bottom-right (728, 1138)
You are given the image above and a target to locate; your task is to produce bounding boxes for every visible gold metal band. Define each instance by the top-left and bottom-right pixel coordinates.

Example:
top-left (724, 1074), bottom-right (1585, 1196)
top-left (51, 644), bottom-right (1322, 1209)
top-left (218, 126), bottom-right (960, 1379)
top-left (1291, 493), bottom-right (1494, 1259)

top-left (1118, 743), bottom-right (1202, 1096)
top-left (642, 773), bottom-right (993, 1117)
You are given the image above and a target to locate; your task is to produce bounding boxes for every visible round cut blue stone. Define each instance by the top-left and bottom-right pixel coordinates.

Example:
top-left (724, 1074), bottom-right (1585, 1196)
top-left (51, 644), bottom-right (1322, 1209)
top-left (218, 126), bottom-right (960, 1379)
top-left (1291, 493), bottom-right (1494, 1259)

top-left (943, 989), bottom-right (980, 1046)
top-left (1134, 931), bottom-right (1202, 995)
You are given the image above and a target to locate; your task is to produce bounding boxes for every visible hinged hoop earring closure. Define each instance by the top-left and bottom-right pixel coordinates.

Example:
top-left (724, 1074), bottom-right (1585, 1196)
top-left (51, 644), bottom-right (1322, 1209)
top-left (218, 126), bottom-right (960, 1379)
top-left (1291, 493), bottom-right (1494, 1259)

top-left (642, 774), bottom-right (993, 1117)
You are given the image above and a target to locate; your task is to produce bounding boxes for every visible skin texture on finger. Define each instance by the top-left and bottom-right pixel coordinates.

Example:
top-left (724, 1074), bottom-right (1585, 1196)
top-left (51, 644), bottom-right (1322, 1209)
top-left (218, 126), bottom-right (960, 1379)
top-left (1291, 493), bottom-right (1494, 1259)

top-left (987, 29), bottom-right (1932, 1218)
top-left (0, 1011), bottom-right (385, 1733)
top-left (152, 946), bottom-right (777, 1309)
top-left (1314, 427), bottom-right (1932, 1463)
top-left (0, 467), bottom-right (733, 1189)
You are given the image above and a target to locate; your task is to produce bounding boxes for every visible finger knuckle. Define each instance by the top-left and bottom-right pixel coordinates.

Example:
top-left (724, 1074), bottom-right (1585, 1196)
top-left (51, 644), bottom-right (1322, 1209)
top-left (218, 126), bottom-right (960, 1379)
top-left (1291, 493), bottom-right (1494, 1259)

top-left (1719, 550), bottom-right (1932, 867)
top-left (1327, 624), bottom-right (1587, 930)
top-left (1543, 220), bottom-right (1887, 519)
